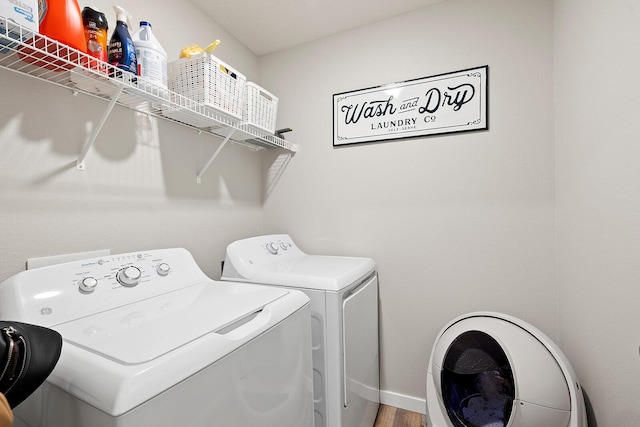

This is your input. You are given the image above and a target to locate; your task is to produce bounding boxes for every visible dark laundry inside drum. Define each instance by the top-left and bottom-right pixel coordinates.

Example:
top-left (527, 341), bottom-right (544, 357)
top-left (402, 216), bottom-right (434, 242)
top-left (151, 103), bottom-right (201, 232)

top-left (441, 331), bottom-right (515, 427)
top-left (427, 312), bottom-right (587, 427)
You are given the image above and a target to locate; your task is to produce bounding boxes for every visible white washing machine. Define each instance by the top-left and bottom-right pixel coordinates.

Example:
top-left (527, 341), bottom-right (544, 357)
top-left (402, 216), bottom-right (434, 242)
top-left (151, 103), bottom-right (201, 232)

top-left (426, 312), bottom-right (587, 427)
top-left (0, 248), bottom-right (314, 427)
top-left (221, 234), bottom-right (380, 427)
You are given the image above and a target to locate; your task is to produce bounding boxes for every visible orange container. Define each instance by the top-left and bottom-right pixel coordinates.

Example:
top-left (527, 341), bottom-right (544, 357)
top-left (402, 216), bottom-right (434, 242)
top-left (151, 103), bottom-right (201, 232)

top-left (39, 0), bottom-right (86, 52)
top-left (19, 0), bottom-right (87, 70)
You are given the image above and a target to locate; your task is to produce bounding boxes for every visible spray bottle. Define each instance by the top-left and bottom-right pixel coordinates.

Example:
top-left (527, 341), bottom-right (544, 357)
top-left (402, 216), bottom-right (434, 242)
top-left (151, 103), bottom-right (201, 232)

top-left (108, 5), bottom-right (137, 78)
top-left (131, 21), bottom-right (167, 90)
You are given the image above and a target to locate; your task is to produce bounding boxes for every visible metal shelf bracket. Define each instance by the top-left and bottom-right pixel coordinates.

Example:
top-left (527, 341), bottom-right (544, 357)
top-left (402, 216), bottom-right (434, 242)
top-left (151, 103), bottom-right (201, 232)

top-left (76, 84), bottom-right (125, 170)
top-left (196, 129), bottom-right (235, 184)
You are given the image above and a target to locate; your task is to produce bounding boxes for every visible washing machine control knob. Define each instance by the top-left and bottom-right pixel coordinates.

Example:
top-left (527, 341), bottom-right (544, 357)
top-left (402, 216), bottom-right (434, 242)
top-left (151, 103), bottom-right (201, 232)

top-left (156, 263), bottom-right (170, 276)
top-left (267, 242), bottom-right (279, 255)
top-left (117, 266), bottom-right (142, 287)
top-left (79, 277), bottom-right (98, 293)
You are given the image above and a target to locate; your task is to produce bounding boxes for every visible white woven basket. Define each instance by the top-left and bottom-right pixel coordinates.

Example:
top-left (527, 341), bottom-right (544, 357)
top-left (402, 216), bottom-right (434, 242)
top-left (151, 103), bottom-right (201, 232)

top-left (167, 53), bottom-right (246, 120)
top-left (243, 82), bottom-right (278, 134)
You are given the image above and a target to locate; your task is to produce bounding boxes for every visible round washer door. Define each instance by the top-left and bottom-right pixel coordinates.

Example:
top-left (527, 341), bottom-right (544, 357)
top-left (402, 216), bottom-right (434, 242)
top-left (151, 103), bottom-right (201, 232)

top-left (440, 330), bottom-right (515, 427)
top-left (431, 314), bottom-right (571, 427)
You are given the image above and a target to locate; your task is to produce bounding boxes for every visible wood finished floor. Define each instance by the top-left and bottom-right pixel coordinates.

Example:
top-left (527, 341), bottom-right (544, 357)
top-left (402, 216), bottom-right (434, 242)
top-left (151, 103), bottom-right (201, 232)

top-left (374, 404), bottom-right (425, 427)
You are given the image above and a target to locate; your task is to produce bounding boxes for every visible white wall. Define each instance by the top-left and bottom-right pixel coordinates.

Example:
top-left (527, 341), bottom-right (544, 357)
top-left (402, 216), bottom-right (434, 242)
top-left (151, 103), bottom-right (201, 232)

top-left (259, 0), bottom-right (556, 408)
top-left (5, 0), bottom-right (638, 424)
top-left (0, 0), bottom-right (263, 281)
top-left (555, 0), bottom-right (640, 425)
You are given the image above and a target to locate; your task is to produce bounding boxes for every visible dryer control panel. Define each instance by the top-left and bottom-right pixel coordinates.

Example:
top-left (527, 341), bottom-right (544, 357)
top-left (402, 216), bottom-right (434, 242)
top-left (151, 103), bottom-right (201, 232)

top-left (233, 234), bottom-right (304, 260)
top-left (222, 234), bottom-right (305, 281)
top-left (265, 238), bottom-right (295, 255)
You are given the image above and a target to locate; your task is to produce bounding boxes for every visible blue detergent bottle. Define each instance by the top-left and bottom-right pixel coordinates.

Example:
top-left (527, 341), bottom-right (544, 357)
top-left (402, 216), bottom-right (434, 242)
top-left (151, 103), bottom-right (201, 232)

top-left (108, 5), bottom-right (137, 78)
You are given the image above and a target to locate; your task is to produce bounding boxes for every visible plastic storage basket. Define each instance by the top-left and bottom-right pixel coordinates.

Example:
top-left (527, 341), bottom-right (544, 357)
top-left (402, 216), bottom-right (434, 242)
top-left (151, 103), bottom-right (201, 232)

top-left (243, 82), bottom-right (278, 134)
top-left (167, 53), bottom-right (246, 120)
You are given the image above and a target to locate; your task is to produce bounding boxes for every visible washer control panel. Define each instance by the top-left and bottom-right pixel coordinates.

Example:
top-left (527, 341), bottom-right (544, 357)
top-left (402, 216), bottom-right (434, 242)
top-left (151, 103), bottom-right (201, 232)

top-left (116, 265), bottom-right (143, 287)
top-left (78, 277), bottom-right (98, 294)
top-left (73, 252), bottom-right (172, 295)
top-left (0, 248), bottom-right (208, 326)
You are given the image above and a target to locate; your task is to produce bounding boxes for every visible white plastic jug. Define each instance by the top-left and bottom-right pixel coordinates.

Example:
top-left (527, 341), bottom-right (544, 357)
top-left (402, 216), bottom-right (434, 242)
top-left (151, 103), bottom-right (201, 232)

top-left (132, 21), bottom-right (167, 89)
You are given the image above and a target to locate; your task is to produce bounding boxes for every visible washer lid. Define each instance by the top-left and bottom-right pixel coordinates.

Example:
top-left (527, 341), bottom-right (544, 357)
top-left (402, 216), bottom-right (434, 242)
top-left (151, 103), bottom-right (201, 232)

top-left (55, 281), bottom-right (288, 365)
top-left (251, 255), bottom-right (376, 291)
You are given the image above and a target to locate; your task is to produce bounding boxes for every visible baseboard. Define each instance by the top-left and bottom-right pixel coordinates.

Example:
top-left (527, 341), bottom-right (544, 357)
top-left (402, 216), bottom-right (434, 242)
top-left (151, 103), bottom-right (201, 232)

top-left (380, 389), bottom-right (426, 415)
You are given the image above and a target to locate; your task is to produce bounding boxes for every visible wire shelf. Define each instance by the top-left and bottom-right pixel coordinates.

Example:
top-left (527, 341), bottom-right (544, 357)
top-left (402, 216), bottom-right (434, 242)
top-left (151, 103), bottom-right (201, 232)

top-left (0, 16), bottom-right (298, 160)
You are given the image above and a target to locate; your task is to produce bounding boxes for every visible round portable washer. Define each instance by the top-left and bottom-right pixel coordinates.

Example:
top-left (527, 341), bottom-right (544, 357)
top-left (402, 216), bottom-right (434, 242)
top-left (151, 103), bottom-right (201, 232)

top-left (426, 312), bottom-right (587, 427)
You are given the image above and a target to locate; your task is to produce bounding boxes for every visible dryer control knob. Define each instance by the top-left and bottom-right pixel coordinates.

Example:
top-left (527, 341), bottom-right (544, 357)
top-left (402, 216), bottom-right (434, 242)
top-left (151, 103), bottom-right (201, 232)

top-left (79, 277), bottom-right (98, 293)
top-left (156, 263), bottom-right (170, 276)
top-left (267, 242), bottom-right (279, 255)
top-left (117, 266), bottom-right (142, 287)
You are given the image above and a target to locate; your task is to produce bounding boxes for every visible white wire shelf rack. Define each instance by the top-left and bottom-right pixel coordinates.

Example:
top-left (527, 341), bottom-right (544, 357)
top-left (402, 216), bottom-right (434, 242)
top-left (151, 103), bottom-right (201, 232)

top-left (0, 16), bottom-right (297, 180)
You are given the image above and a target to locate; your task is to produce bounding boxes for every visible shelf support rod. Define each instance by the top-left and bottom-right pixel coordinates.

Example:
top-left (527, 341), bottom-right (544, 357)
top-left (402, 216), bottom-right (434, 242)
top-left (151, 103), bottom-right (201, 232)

top-left (77, 84), bottom-right (125, 170)
top-left (196, 129), bottom-right (235, 184)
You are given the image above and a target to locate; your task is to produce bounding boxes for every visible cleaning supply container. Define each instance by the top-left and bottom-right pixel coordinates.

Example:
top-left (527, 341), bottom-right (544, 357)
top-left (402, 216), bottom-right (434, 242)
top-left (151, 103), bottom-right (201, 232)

top-left (108, 5), bottom-right (136, 79)
top-left (38, 0), bottom-right (86, 53)
top-left (17, 0), bottom-right (86, 70)
top-left (0, 0), bottom-right (38, 53)
top-left (132, 21), bottom-right (167, 92)
top-left (81, 7), bottom-right (108, 72)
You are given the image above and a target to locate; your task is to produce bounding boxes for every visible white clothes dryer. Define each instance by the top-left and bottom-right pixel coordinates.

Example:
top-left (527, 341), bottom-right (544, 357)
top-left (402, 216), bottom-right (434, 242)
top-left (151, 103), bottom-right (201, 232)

top-left (426, 312), bottom-right (587, 427)
top-left (221, 234), bottom-right (380, 427)
top-left (0, 248), bottom-right (314, 427)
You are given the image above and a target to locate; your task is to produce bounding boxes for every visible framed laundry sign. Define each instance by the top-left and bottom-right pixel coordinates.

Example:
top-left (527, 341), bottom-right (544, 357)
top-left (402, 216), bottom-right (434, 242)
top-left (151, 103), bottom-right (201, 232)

top-left (333, 65), bottom-right (488, 146)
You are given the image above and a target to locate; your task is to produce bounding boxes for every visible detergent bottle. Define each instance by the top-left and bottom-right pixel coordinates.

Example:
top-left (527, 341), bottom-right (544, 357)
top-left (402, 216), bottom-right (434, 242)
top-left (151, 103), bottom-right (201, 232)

top-left (131, 21), bottom-right (167, 90)
top-left (108, 5), bottom-right (137, 78)
top-left (38, 0), bottom-right (87, 53)
top-left (82, 7), bottom-right (108, 72)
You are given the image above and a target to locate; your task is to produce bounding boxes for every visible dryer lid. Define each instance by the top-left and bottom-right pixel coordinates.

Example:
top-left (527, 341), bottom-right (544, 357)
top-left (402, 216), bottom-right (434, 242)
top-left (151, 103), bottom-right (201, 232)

top-left (222, 234), bottom-right (376, 291)
top-left (250, 255), bottom-right (376, 291)
top-left (55, 281), bottom-right (288, 365)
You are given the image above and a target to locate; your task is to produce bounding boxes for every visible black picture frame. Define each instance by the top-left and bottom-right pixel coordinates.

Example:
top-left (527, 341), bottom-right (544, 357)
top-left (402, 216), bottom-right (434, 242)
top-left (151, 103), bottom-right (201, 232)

top-left (333, 65), bottom-right (489, 147)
